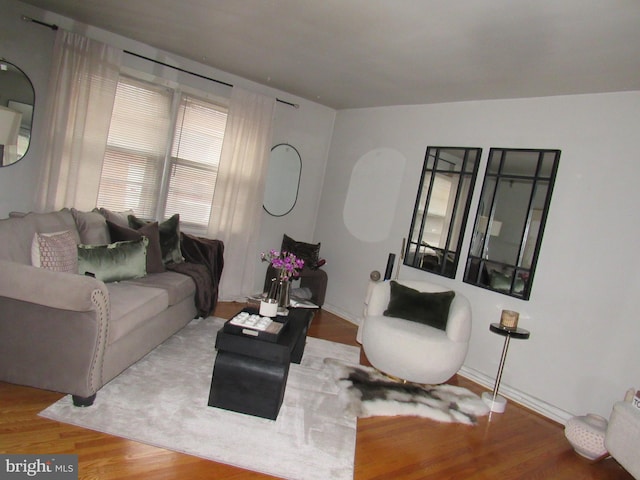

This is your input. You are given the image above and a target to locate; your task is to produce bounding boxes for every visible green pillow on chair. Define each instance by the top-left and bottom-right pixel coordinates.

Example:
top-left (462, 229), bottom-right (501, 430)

top-left (384, 281), bottom-right (455, 331)
top-left (489, 270), bottom-right (525, 294)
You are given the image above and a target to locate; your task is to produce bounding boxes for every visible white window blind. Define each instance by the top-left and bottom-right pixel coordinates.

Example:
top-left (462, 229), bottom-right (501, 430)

top-left (166, 96), bottom-right (227, 233)
top-left (97, 76), bottom-right (172, 218)
top-left (97, 75), bottom-right (228, 233)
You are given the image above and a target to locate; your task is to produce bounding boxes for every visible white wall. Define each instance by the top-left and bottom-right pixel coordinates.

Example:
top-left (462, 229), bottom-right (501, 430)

top-left (255, 99), bottom-right (335, 294)
top-left (316, 92), bottom-right (640, 421)
top-left (0, 0), bottom-right (336, 293)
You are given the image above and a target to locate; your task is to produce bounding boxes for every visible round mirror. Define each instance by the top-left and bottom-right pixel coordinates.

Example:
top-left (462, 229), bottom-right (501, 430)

top-left (263, 143), bottom-right (301, 217)
top-left (0, 60), bottom-right (35, 166)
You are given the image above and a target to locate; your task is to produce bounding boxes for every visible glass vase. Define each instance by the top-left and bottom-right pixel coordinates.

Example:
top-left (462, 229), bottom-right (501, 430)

top-left (267, 276), bottom-right (290, 314)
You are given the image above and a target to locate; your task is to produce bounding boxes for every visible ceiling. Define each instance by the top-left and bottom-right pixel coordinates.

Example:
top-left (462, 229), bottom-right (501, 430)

top-left (20, 0), bottom-right (640, 110)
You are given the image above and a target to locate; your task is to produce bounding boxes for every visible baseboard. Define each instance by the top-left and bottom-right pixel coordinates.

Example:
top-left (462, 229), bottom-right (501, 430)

top-left (458, 365), bottom-right (573, 425)
top-left (322, 303), bottom-right (360, 326)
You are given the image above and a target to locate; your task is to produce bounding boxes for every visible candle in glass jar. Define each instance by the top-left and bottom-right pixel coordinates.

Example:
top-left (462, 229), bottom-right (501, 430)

top-left (500, 309), bottom-right (519, 329)
top-left (259, 299), bottom-right (278, 317)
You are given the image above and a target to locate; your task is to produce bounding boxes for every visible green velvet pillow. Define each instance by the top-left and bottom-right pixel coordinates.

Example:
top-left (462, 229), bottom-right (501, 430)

top-left (383, 281), bottom-right (455, 331)
top-left (128, 213), bottom-right (183, 265)
top-left (77, 237), bottom-right (148, 283)
top-left (489, 270), bottom-right (525, 294)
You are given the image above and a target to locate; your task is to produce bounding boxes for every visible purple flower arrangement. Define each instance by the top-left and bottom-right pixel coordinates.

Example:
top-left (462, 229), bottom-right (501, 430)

top-left (261, 249), bottom-right (305, 280)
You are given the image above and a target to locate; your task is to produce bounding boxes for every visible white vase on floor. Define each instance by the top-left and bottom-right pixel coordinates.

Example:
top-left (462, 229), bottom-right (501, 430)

top-left (564, 413), bottom-right (609, 460)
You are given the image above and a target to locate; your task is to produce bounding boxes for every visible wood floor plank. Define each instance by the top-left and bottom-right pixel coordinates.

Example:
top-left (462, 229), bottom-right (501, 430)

top-left (0, 301), bottom-right (632, 479)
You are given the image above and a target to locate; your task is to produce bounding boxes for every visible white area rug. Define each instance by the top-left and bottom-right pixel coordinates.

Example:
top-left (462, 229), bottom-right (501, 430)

top-left (40, 317), bottom-right (360, 480)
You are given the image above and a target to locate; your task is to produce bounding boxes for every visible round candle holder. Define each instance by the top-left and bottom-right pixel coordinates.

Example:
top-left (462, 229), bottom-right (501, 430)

top-left (500, 309), bottom-right (519, 329)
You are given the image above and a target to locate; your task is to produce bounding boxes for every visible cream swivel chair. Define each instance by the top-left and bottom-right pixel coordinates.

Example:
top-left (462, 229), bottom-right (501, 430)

top-left (361, 279), bottom-right (472, 384)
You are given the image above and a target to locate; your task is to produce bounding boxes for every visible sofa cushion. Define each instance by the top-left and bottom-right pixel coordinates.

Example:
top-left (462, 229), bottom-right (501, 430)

top-left (384, 280), bottom-right (455, 331)
top-left (77, 237), bottom-right (148, 282)
top-left (0, 209), bottom-right (80, 265)
top-left (71, 208), bottom-right (110, 245)
top-left (31, 230), bottom-right (78, 273)
top-left (129, 213), bottom-right (183, 265)
top-left (106, 283), bottom-right (169, 344)
top-left (122, 271), bottom-right (195, 306)
top-left (107, 220), bottom-right (165, 274)
top-left (98, 208), bottom-right (135, 227)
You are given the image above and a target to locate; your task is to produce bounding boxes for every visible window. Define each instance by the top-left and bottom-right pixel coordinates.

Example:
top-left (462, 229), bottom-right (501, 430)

top-left (97, 75), bottom-right (228, 234)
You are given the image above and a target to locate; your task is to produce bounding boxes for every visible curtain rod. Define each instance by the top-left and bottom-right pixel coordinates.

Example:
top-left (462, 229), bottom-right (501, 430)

top-left (22, 14), bottom-right (299, 109)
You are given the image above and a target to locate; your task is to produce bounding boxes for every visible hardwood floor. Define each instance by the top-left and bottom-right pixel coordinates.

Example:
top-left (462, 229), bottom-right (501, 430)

top-left (0, 301), bottom-right (632, 479)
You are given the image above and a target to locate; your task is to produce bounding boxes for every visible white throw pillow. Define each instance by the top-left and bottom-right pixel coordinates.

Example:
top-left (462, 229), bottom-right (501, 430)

top-left (31, 230), bottom-right (78, 273)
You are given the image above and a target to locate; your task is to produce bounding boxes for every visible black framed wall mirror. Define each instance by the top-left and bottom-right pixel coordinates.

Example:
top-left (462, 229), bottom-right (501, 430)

top-left (263, 143), bottom-right (301, 217)
top-left (404, 146), bottom-right (481, 278)
top-left (464, 148), bottom-right (560, 299)
top-left (0, 60), bottom-right (35, 166)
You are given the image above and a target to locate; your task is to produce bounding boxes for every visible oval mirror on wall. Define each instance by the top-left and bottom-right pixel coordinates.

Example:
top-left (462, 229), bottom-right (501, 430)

top-left (263, 143), bottom-right (301, 217)
top-left (0, 60), bottom-right (35, 167)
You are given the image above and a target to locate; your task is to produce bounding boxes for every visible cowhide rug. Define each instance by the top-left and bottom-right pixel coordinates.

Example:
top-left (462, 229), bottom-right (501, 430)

top-left (325, 358), bottom-right (489, 425)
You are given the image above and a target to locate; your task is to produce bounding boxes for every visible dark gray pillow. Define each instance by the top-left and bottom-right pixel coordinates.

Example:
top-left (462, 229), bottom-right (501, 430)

top-left (107, 220), bottom-right (165, 274)
top-left (384, 281), bottom-right (455, 331)
top-left (128, 213), bottom-right (183, 265)
top-left (281, 234), bottom-right (321, 268)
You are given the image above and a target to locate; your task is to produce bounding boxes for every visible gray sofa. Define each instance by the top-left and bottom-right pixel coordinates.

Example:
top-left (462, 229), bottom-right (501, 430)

top-left (0, 208), bottom-right (218, 406)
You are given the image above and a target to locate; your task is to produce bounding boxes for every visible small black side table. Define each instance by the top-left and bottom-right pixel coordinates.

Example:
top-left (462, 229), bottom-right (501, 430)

top-left (481, 322), bottom-right (530, 413)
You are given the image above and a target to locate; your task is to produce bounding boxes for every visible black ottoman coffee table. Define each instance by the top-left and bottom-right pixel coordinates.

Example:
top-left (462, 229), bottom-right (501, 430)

top-left (208, 307), bottom-right (314, 420)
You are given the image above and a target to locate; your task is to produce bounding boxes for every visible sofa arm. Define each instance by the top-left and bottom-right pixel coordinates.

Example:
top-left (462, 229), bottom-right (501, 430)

top-left (0, 259), bottom-right (110, 398)
top-left (0, 259), bottom-right (108, 312)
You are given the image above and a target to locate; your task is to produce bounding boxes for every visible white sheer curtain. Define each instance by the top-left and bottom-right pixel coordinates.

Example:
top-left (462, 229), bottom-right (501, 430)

top-left (208, 87), bottom-right (275, 301)
top-left (35, 30), bottom-right (122, 212)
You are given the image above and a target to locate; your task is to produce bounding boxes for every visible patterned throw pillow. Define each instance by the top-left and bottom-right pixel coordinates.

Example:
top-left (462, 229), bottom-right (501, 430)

top-left (31, 230), bottom-right (78, 273)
